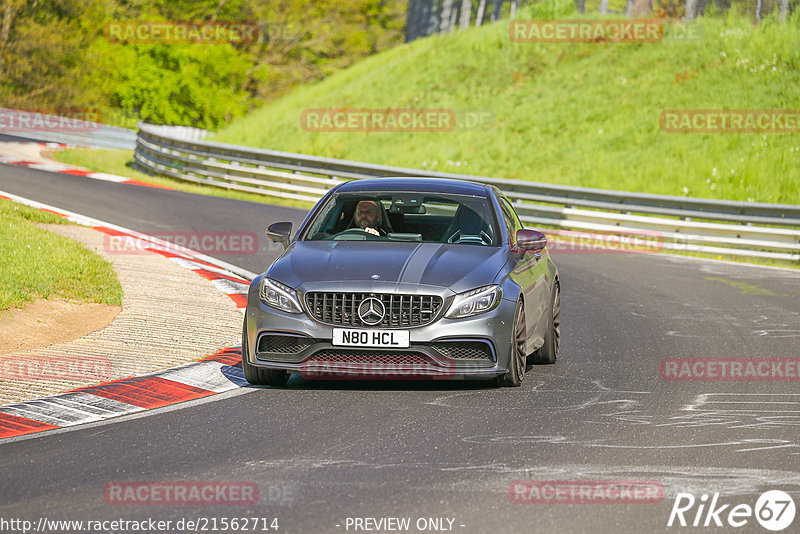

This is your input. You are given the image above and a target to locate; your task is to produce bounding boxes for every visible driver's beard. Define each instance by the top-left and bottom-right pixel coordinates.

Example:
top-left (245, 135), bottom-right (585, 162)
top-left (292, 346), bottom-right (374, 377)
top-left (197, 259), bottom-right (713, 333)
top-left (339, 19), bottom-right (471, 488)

top-left (359, 219), bottom-right (371, 229)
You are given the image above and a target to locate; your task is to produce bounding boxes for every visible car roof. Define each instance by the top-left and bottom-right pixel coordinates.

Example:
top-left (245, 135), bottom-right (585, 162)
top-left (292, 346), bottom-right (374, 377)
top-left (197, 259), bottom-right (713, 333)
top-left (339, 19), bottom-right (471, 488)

top-left (336, 177), bottom-right (489, 196)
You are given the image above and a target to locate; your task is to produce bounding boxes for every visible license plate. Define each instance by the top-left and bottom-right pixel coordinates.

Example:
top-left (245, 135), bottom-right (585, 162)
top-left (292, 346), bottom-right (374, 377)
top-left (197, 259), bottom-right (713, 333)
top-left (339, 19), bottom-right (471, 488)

top-left (332, 328), bottom-right (410, 348)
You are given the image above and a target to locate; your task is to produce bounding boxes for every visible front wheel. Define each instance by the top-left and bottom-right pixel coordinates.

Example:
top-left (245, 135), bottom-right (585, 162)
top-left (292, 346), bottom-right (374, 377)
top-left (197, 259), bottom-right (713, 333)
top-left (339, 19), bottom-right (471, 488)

top-left (241, 318), bottom-right (289, 386)
top-left (532, 282), bottom-right (560, 365)
top-left (499, 300), bottom-right (527, 387)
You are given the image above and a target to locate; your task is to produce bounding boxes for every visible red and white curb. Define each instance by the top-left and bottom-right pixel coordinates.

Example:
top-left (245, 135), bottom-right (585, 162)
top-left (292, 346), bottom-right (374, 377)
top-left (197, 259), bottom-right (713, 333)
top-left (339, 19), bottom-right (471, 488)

top-left (0, 191), bottom-right (258, 440)
top-left (0, 142), bottom-right (173, 190)
top-left (0, 348), bottom-right (245, 439)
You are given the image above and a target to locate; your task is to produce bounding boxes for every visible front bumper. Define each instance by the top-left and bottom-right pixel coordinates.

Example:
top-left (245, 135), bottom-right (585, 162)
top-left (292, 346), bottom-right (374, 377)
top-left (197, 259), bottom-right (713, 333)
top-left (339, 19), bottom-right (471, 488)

top-left (244, 278), bottom-right (516, 380)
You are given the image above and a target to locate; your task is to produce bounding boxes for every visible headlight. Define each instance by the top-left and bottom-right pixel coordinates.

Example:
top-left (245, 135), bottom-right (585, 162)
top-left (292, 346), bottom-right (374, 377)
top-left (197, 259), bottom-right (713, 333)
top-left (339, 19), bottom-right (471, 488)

top-left (259, 277), bottom-right (303, 314)
top-left (445, 285), bottom-right (502, 319)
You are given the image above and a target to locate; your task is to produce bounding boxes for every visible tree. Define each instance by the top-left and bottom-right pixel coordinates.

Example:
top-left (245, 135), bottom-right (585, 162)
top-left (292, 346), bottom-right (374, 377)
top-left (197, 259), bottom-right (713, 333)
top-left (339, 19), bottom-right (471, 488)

top-left (441, 0), bottom-right (454, 32)
top-left (0, 0), bottom-right (406, 127)
top-left (475, 0), bottom-right (487, 26)
top-left (491, 0), bottom-right (503, 22)
top-left (0, 0), bottom-right (109, 110)
top-left (685, 0), bottom-right (699, 20)
top-left (459, 0), bottom-right (472, 30)
top-left (0, 0), bottom-right (24, 79)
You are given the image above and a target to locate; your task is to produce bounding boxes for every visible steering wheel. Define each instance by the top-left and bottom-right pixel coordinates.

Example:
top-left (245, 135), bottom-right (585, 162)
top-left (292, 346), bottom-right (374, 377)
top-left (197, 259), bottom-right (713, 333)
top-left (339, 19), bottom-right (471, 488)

top-left (333, 228), bottom-right (381, 241)
top-left (448, 229), bottom-right (492, 245)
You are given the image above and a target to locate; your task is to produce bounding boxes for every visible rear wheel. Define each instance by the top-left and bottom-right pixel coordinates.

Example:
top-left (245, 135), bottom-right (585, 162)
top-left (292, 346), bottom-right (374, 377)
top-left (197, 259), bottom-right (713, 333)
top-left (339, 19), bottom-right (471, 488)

top-left (532, 282), bottom-right (560, 365)
top-left (499, 300), bottom-right (526, 387)
top-left (241, 318), bottom-right (289, 386)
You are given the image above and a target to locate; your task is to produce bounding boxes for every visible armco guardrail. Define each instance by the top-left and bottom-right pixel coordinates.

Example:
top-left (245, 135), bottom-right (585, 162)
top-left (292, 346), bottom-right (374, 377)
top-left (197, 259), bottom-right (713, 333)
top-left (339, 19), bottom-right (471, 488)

top-left (134, 123), bottom-right (800, 262)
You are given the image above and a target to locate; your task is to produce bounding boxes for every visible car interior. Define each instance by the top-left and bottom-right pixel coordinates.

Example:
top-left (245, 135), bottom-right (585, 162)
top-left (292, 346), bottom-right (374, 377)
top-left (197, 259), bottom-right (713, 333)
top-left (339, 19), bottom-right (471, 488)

top-left (306, 194), bottom-right (497, 245)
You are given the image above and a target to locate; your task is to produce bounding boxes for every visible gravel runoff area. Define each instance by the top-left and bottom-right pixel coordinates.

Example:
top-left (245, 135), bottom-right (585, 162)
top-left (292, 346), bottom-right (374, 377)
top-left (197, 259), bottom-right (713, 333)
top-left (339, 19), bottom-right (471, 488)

top-left (0, 223), bottom-right (243, 404)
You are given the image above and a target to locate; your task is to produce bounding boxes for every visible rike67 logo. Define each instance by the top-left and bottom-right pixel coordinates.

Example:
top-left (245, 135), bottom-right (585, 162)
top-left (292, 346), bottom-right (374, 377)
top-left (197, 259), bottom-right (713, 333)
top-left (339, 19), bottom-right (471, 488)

top-left (668, 490), bottom-right (796, 531)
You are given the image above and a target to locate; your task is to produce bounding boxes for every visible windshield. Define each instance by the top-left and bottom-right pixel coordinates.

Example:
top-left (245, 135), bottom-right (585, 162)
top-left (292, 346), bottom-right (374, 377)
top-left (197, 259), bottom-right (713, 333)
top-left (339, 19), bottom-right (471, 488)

top-left (302, 191), bottom-right (499, 246)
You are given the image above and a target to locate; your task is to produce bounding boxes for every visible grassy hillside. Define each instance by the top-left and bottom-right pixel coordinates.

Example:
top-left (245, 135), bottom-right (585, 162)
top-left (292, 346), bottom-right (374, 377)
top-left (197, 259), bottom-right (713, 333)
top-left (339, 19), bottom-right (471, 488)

top-left (214, 5), bottom-right (800, 205)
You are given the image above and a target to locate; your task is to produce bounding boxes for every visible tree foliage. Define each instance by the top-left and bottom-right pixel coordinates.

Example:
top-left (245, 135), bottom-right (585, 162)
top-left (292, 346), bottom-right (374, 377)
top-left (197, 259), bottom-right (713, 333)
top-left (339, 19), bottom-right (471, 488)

top-left (0, 0), bottom-right (405, 128)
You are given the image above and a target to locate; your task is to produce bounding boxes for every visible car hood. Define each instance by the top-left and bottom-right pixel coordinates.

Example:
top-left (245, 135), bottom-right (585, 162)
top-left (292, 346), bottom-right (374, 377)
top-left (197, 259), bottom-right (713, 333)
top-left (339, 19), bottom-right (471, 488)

top-left (267, 241), bottom-right (507, 294)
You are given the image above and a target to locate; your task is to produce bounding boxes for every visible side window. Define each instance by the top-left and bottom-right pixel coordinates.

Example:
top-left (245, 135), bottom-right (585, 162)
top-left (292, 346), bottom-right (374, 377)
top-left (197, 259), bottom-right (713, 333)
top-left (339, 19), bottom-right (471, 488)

top-left (499, 197), bottom-right (522, 244)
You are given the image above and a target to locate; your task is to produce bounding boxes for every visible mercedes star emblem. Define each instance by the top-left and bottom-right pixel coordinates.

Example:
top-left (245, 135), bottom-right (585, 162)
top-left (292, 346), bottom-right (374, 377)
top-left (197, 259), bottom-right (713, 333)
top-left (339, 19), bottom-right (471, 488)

top-left (358, 297), bottom-right (385, 326)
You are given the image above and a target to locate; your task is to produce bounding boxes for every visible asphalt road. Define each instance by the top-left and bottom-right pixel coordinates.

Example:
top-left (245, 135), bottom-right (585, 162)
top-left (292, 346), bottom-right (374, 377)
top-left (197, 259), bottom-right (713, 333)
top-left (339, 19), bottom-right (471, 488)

top-left (0, 133), bottom-right (45, 143)
top-left (1, 163), bottom-right (799, 533)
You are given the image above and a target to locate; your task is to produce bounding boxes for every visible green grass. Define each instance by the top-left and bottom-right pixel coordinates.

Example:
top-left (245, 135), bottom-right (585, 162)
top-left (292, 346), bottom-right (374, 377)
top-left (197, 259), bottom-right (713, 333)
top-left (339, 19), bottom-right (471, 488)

top-left (50, 148), bottom-right (313, 209)
top-left (50, 148), bottom-right (155, 183)
top-left (0, 199), bottom-right (123, 311)
top-left (212, 6), bottom-right (800, 205)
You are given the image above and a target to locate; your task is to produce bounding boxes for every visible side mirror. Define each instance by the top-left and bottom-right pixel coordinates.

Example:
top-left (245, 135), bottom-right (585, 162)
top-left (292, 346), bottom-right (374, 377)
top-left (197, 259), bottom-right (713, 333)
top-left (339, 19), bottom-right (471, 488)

top-left (515, 229), bottom-right (547, 254)
top-left (266, 221), bottom-right (293, 251)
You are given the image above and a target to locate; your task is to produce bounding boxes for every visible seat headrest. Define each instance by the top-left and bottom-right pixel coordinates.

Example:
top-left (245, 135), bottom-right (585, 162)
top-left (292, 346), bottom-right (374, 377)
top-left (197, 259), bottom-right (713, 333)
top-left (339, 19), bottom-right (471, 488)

top-left (455, 206), bottom-right (484, 235)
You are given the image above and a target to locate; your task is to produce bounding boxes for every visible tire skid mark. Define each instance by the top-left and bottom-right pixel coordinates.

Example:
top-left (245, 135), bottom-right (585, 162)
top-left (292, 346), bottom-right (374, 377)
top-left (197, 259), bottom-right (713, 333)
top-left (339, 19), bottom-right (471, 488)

top-left (243, 460), bottom-right (800, 498)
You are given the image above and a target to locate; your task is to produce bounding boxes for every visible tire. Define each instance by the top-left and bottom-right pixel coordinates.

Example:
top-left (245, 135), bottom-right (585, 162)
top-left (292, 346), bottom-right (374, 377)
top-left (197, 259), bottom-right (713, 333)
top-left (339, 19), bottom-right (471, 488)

top-left (499, 300), bottom-right (527, 387)
top-left (532, 282), bottom-right (560, 365)
top-left (241, 318), bottom-right (289, 386)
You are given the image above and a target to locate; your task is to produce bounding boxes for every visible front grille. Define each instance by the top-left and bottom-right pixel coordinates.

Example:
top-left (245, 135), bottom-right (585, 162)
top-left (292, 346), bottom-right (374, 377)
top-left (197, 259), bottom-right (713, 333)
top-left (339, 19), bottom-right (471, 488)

top-left (305, 292), bottom-right (443, 328)
top-left (258, 334), bottom-right (313, 355)
top-left (433, 341), bottom-right (494, 360)
top-left (305, 349), bottom-right (429, 366)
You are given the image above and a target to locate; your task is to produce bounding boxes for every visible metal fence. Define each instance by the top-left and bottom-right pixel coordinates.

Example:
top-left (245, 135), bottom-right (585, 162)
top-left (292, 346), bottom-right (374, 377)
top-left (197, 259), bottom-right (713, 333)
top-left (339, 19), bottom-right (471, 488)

top-left (406, 0), bottom-right (797, 41)
top-left (134, 123), bottom-right (800, 262)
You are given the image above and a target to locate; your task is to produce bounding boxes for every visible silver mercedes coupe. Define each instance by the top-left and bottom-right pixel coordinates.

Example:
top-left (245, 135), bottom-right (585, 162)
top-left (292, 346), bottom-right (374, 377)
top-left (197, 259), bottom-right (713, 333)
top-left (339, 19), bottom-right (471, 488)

top-left (242, 177), bottom-right (560, 387)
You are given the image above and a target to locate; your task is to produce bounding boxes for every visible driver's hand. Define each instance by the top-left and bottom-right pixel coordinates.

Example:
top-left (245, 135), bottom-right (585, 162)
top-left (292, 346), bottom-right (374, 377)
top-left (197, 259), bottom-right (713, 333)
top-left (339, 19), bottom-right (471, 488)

top-left (364, 227), bottom-right (379, 236)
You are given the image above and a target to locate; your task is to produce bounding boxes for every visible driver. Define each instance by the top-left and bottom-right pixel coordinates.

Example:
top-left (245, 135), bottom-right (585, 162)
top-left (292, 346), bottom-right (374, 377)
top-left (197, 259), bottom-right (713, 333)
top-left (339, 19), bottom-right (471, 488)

top-left (351, 200), bottom-right (387, 236)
